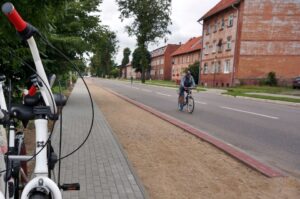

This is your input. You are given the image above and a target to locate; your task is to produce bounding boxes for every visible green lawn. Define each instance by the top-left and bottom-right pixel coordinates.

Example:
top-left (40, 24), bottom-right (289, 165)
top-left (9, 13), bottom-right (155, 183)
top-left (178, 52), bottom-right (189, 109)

top-left (225, 86), bottom-right (300, 103)
top-left (119, 79), bottom-right (206, 91)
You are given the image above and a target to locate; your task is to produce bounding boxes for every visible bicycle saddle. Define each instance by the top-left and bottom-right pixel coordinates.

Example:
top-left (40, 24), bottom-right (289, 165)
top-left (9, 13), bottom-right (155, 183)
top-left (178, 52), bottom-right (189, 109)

top-left (10, 104), bottom-right (34, 121)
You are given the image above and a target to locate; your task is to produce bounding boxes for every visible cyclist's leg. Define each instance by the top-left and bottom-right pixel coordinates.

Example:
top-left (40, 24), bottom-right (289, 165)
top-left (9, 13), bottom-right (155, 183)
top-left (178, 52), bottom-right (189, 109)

top-left (178, 87), bottom-right (185, 111)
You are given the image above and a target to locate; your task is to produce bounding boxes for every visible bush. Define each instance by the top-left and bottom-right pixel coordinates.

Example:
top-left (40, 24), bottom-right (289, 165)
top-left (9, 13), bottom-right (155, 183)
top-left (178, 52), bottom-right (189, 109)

top-left (265, 72), bottom-right (277, 86)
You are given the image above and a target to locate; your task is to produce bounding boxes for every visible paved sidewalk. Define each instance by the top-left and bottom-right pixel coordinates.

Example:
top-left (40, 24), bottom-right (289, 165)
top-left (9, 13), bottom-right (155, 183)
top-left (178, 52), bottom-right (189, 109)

top-left (52, 80), bottom-right (146, 199)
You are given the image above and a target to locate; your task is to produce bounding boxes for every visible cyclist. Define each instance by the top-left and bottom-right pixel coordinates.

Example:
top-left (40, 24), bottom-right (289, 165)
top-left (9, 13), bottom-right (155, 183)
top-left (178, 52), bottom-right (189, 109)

top-left (178, 71), bottom-right (195, 111)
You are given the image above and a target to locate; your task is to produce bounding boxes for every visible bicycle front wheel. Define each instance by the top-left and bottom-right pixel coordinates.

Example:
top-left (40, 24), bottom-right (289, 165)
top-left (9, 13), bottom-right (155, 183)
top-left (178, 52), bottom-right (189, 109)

top-left (187, 96), bottom-right (195, 113)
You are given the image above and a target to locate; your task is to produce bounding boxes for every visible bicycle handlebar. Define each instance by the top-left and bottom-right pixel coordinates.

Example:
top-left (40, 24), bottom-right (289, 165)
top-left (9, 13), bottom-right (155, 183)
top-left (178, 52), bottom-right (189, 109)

top-left (2, 2), bottom-right (27, 32)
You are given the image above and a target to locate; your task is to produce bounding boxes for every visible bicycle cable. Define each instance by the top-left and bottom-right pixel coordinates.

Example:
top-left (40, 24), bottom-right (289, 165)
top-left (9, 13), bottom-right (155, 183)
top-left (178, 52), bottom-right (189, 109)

top-left (0, 46), bottom-right (57, 174)
top-left (37, 31), bottom-right (95, 161)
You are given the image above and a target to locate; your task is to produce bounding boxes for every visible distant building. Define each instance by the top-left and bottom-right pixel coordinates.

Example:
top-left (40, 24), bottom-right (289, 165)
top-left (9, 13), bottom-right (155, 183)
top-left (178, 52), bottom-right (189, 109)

top-left (199, 0), bottom-right (300, 87)
top-left (125, 62), bottom-right (140, 80)
top-left (171, 36), bottom-right (202, 83)
top-left (120, 65), bottom-right (127, 79)
top-left (150, 44), bottom-right (181, 80)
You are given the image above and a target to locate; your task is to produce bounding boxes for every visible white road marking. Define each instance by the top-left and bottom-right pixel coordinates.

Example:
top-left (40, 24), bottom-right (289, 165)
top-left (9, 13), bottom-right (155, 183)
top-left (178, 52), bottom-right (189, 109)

top-left (221, 106), bottom-right (279, 120)
top-left (141, 89), bottom-right (152, 93)
top-left (156, 92), bottom-right (171, 97)
top-left (195, 100), bottom-right (207, 105)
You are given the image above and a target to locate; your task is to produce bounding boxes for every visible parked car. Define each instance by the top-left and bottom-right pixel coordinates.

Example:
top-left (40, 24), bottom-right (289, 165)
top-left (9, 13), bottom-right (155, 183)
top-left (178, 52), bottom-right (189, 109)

top-left (292, 76), bottom-right (300, 89)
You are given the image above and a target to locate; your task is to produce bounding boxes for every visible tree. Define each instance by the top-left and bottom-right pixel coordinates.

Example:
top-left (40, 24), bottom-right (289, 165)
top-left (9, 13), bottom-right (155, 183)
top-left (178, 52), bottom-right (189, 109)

top-left (90, 29), bottom-right (118, 77)
top-left (131, 47), bottom-right (151, 77)
top-left (121, 48), bottom-right (131, 67)
top-left (116, 0), bottom-right (172, 83)
top-left (184, 61), bottom-right (200, 85)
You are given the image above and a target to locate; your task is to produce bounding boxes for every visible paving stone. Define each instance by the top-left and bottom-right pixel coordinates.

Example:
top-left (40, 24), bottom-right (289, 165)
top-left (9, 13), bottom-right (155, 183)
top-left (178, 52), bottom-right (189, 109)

top-left (52, 80), bottom-right (146, 198)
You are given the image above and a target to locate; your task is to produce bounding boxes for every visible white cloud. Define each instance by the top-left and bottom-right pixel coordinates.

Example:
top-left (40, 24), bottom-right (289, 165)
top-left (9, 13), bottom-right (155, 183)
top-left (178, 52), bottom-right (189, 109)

top-left (100, 0), bottom-right (220, 65)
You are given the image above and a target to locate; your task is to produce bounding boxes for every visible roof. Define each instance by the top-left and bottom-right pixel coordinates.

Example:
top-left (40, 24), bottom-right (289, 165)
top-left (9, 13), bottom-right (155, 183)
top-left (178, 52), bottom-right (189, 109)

top-left (151, 44), bottom-right (180, 58)
top-left (172, 36), bottom-right (202, 57)
top-left (199, 0), bottom-right (240, 21)
top-left (151, 46), bottom-right (167, 58)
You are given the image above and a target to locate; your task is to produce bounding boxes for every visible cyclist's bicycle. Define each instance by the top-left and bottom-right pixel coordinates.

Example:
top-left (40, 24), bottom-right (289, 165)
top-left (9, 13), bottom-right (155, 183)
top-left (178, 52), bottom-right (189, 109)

top-left (178, 87), bottom-right (195, 114)
top-left (0, 2), bottom-right (79, 198)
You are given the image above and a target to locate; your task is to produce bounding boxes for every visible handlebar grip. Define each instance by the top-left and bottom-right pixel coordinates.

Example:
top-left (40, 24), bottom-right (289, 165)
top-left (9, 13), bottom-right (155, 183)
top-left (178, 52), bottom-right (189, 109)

top-left (2, 2), bottom-right (27, 32)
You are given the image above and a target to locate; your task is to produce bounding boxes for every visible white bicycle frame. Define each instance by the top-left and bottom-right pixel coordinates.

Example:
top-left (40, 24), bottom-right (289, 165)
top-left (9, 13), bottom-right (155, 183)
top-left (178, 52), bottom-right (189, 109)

top-left (19, 37), bottom-right (60, 199)
top-left (0, 38), bottom-right (60, 199)
top-left (0, 80), bottom-right (8, 199)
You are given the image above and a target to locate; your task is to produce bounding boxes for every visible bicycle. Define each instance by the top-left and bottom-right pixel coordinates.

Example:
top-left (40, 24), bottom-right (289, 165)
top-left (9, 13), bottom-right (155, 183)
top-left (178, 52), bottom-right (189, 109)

top-left (178, 87), bottom-right (195, 114)
top-left (0, 74), bottom-right (29, 199)
top-left (1, 2), bottom-right (79, 198)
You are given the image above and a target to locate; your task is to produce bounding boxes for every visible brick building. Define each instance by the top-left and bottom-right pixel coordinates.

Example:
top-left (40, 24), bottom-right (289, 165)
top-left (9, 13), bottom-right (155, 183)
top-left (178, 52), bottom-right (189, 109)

top-left (150, 44), bottom-right (181, 80)
top-left (121, 62), bottom-right (141, 79)
top-left (171, 36), bottom-right (202, 83)
top-left (199, 0), bottom-right (300, 87)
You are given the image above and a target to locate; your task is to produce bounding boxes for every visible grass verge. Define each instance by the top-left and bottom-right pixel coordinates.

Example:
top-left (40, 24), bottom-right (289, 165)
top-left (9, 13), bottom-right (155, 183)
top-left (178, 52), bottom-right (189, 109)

top-left (225, 86), bottom-right (300, 103)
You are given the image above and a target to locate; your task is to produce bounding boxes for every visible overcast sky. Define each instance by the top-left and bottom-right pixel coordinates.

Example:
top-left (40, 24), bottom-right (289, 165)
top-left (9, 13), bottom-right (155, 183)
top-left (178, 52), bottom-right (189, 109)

top-left (100, 0), bottom-right (220, 65)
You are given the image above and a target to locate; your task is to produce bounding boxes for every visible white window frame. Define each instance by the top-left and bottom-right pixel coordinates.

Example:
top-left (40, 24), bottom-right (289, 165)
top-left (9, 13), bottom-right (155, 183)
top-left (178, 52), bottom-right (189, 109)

top-left (228, 15), bottom-right (234, 27)
top-left (203, 63), bottom-right (208, 74)
top-left (227, 37), bottom-right (232, 50)
top-left (220, 17), bottom-right (225, 29)
top-left (224, 60), bottom-right (231, 74)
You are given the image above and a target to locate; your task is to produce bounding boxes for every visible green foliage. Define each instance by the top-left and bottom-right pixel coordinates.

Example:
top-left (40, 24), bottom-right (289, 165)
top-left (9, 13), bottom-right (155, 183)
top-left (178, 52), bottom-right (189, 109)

top-left (132, 47), bottom-right (151, 74)
top-left (90, 29), bottom-right (118, 77)
top-left (184, 61), bottom-right (200, 85)
top-left (116, 0), bottom-right (172, 83)
top-left (121, 48), bottom-right (131, 67)
top-left (109, 67), bottom-right (120, 78)
top-left (0, 0), bottom-right (118, 89)
top-left (265, 72), bottom-right (278, 86)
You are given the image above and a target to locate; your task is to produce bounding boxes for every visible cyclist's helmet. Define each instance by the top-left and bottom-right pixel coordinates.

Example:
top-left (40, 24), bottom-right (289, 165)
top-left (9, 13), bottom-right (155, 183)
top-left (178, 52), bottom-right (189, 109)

top-left (187, 71), bottom-right (191, 77)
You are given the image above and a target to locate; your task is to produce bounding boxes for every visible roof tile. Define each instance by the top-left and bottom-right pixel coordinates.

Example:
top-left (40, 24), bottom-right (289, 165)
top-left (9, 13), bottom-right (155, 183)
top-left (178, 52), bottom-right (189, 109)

top-left (199, 0), bottom-right (239, 21)
top-left (172, 36), bottom-right (202, 56)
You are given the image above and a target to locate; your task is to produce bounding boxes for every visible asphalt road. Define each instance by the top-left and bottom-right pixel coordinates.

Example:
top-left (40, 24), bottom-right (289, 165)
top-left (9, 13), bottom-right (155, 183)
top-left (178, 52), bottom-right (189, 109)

top-left (90, 78), bottom-right (300, 178)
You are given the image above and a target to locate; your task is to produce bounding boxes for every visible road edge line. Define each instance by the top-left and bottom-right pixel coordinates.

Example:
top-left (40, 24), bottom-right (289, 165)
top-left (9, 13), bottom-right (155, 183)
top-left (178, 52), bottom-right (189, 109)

top-left (102, 87), bottom-right (284, 178)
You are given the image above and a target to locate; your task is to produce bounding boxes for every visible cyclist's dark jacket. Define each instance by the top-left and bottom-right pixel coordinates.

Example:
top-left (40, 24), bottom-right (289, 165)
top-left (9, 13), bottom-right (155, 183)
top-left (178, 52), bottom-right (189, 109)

top-left (180, 75), bottom-right (195, 88)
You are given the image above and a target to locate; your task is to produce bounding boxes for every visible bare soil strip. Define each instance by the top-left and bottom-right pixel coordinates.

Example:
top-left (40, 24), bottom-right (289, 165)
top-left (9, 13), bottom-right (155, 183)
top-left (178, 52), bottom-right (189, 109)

top-left (88, 80), bottom-right (300, 199)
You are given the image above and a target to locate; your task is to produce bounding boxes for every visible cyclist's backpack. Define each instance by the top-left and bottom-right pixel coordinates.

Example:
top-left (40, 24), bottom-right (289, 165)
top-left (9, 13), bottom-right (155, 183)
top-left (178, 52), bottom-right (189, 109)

top-left (184, 77), bottom-right (192, 87)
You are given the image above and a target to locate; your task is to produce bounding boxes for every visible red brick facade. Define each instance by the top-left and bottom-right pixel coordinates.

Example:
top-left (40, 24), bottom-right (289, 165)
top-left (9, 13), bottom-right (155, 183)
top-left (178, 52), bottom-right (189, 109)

top-left (199, 0), bottom-right (300, 87)
top-left (150, 44), bottom-right (181, 80)
top-left (171, 37), bottom-right (202, 82)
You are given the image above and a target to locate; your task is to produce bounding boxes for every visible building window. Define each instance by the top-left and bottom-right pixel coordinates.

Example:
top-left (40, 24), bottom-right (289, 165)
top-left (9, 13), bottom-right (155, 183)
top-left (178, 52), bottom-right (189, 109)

top-left (214, 20), bottom-right (218, 32)
top-left (220, 17), bottom-right (225, 29)
top-left (161, 58), bottom-right (164, 65)
top-left (211, 62), bottom-right (215, 74)
top-left (206, 25), bottom-right (210, 35)
top-left (224, 60), bottom-right (231, 74)
top-left (228, 15), bottom-right (234, 27)
top-left (212, 40), bottom-right (216, 54)
top-left (216, 61), bottom-right (221, 73)
top-left (203, 63), bottom-right (208, 74)
top-left (226, 37), bottom-right (232, 50)
top-left (217, 39), bottom-right (223, 52)
top-left (160, 68), bottom-right (164, 75)
top-left (187, 55), bottom-right (190, 63)
top-left (205, 43), bottom-right (209, 55)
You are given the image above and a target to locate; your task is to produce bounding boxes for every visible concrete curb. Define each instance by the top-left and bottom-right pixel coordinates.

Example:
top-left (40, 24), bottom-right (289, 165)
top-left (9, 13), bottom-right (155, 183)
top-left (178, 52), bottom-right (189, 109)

top-left (103, 87), bottom-right (284, 178)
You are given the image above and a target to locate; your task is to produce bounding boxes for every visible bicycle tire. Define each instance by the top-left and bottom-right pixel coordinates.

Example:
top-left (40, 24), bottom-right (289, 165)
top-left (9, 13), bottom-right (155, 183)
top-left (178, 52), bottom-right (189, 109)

top-left (29, 192), bottom-right (51, 199)
top-left (187, 96), bottom-right (195, 113)
top-left (14, 134), bottom-right (28, 198)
